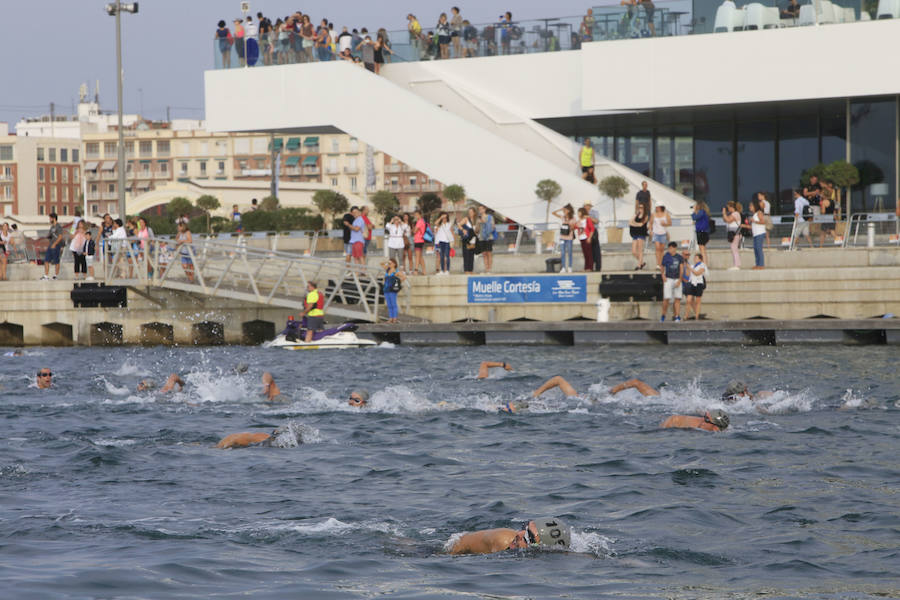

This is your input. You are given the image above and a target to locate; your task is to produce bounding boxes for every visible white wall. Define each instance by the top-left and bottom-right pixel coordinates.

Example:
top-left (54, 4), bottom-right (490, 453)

top-left (582, 20), bottom-right (900, 111)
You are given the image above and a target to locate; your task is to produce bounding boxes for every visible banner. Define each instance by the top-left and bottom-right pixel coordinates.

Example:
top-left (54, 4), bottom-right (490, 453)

top-left (467, 275), bottom-right (587, 304)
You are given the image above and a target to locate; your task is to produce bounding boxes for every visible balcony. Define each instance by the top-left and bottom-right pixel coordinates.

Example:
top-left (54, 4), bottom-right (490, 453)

top-left (402, 184), bottom-right (421, 193)
top-left (384, 163), bottom-right (404, 173)
top-left (343, 166), bottom-right (359, 174)
top-left (302, 167), bottom-right (320, 175)
top-left (0, 174), bottom-right (13, 182)
top-left (422, 182), bottom-right (442, 192)
top-left (326, 166), bottom-right (340, 174)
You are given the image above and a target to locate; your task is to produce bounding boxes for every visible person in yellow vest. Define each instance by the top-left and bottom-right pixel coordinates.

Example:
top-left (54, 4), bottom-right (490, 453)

top-left (579, 138), bottom-right (595, 182)
top-left (302, 281), bottom-right (325, 342)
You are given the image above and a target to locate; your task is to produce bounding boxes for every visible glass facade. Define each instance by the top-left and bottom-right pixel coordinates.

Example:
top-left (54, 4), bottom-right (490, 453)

top-left (548, 97), bottom-right (898, 215)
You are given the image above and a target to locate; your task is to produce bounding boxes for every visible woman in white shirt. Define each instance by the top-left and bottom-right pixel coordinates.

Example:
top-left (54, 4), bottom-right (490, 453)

top-left (651, 205), bottom-right (671, 270)
top-left (749, 199), bottom-right (767, 269)
top-left (685, 253), bottom-right (706, 320)
top-left (722, 201), bottom-right (742, 271)
top-left (434, 212), bottom-right (454, 275)
top-left (386, 214), bottom-right (406, 270)
top-left (552, 204), bottom-right (577, 273)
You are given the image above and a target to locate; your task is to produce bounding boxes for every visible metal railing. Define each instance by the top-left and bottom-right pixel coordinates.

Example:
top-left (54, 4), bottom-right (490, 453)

top-left (98, 235), bottom-right (408, 322)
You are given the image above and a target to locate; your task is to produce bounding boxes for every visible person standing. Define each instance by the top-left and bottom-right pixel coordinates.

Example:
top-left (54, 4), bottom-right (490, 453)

top-left (386, 214), bottom-right (406, 268)
top-left (69, 221), bottom-right (88, 281)
top-left (749, 199), bottom-right (766, 269)
top-left (244, 16), bottom-right (259, 66)
top-left (635, 181), bottom-right (652, 215)
top-left (401, 213), bottom-right (413, 273)
top-left (175, 222), bottom-right (195, 283)
top-left (584, 202), bottom-right (602, 271)
top-left (382, 258), bottom-right (405, 323)
top-left (357, 35), bottom-right (376, 72)
top-left (651, 205), bottom-right (671, 270)
top-left (315, 19), bottom-right (331, 62)
top-left (577, 206), bottom-right (595, 271)
top-left (407, 14), bottom-right (423, 59)
top-left (686, 252), bottom-right (706, 320)
top-left (456, 210), bottom-right (477, 274)
top-left (436, 13), bottom-right (451, 59)
top-left (342, 207), bottom-right (355, 265)
top-left (413, 210), bottom-right (427, 275)
top-left (41, 213), bottom-right (64, 280)
top-left (434, 212), bottom-right (453, 274)
top-left (723, 201), bottom-right (742, 270)
top-left (478, 205), bottom-right (495, 273)
top-left (0, 223), bottom-right (9, 280)
top-left (349, 207), bottom-right (367, 267)
top-left (758, 191), bottom-right (772, 248)
top-left (232, 204), bottom-right (242, 233)
top-left (792, 189), bottom-right (813, 249)
top-left (215, 20), bottom-right (233, 69)
top-left (301, 281), bottom-right (325, 342)
top-left (553, 204), bottom-right (576, 273)
top-left (579, 139), bottom-right (595, 183)
top-left (691, 200), bottom-right (710, 267)
top-left (84, 229), bottom-right (96, 281)
top-left (450, 7), bottom-right (463, 58)
top-left (361, 206), bottom-right (374, 256)
top-left (680, 248), bottom-right (694, 320)
top-left (233, 18), bottom-right (246, 67)
top-left (629, 203), bottom-right (649, 270)
top-left (659, 242), bottom-right (684, 322)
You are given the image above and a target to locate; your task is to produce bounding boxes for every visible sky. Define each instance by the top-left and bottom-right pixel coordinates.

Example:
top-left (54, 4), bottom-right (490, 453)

top-left (0, 0), bottom-right (606, 130)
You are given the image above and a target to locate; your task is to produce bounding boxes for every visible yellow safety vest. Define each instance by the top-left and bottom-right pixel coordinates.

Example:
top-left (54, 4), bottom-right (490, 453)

top-left (306, 289), bottom-right (324, 317)
top-left (580, 145), bottom-right (594, 167)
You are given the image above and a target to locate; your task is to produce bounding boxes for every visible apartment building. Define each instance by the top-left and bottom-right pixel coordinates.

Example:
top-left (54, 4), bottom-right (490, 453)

top-left (383, 155), bottom-right (445, 211)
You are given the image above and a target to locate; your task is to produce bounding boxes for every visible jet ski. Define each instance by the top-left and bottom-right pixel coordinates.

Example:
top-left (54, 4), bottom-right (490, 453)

top-left (266, 318), bottom-right (377, 350)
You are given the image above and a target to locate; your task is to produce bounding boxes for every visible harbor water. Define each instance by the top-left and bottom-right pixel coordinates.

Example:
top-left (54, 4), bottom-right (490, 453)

top-left (1, 344), bottom-right (898, 599)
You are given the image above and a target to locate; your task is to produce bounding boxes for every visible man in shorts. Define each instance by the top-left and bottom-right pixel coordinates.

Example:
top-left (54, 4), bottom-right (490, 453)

top-left (659, 242), bottom-right (684, 322)
top-left (301, 281), bottom-right (325, 342)
top-left (349, 207), bottom-right (367, 266)
top-left (792, 189), bottom-right (813, 248)
top-left (41, 213), bottom-right (65, 280)
top-left (579, 138), bottom-right (595, 182)
top-left (342, 207), bottom-right (356, 264)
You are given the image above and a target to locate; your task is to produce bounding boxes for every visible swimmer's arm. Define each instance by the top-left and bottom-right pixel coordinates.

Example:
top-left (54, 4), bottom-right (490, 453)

top-left (476, 361), bottom-right (512, 379)
top-left (216, 432), bottom-right (272, 449)
top-left (450, 529), bottom-right (516, 555)
top-left (160, 374), bottom-right (185, 393)
top-left (609, 378), bottom-right (659, 397)
top-left (533, 375), bottom-right (577, 398)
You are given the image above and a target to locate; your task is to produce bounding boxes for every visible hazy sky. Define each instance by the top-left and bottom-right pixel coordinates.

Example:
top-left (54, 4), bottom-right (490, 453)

top-left (1, 0), bottom-right (605, 130)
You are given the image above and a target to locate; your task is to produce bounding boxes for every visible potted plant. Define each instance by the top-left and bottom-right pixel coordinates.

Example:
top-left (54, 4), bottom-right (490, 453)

top-left (598, 175), bottom-right (629, 243)
top-left (535, 179), bottom-right (562, 247)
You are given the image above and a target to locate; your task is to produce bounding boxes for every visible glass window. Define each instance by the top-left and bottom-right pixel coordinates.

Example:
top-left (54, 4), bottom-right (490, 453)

top-left (331, 138), bottom-right (340, 153)
top-left (693, 122), bottom-right (734, 213)
top-left (39, 167), bottom-right (45, 182)
top-left (180, 162), bottom-right (188, 175)
top-left (39, 187), bottom-right (44, 200)
top-left (218, 161), bottom-right (225, 173)
top-left (736, 120), bottom-right (775, 208)
top-left (139, 141), bottom-right (153, 157)
top-left (49, 148), bottom-right (56, 162)
top-left (158, 140), bottom-right (171, 156)
top-left (39, 205), bottom-right (44, 215)
top-left (616, 134), bottom-right (653, 177)
top-left (160, 162), bottom-right (168, 175)
top-left (235, 138), bottom-right (250, 154)
top-left (199, 162), bottom-right (207, 175)
top-left (72, 149), bottom-right (79, 162)
top-left (778, 116), bottom-right (818, 212)
top-left (656, 132), bottom-right (694, 198)
top-left (331, 177), bottom-right (338, 187)
top-left (104, 142), bottom-right (117, 156)
top-left (37, 147), bottom-right (45, 161)
top-left (0, 145), bottom-right (12, 161)
top-left (50, 187), bottom-right (56, 202)
top-left (821, 105), bottom-right (847, 165)
top-left (125, 141), bottom-right (134, 157)
top-left (50, 167), bottom-right (56, 182)
top-left (74, 167), bottom-right (79, 183)
top-left (60, 148), bottom-right (68, 162)
top-left (108, 183), bottom-right (115, 194)
top-left (62, 168), bottom-right (68, 183)
top-left (86, 143), bottom-right (99, 157)
top-left (850, 98), bottom-right (897, 212)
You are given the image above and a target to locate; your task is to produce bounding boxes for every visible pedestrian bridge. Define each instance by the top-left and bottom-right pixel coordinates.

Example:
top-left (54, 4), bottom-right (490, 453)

top-left (100, 237), bottom-right (399, 322)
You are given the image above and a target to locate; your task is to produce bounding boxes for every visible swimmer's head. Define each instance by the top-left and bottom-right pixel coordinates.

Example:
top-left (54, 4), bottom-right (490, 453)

top-left (499, 400), bottom-right (529, 414)
top-left (722, 380), bottom-right (749, 402)
top-left (705, 409), bottom-right (730, 429)
top-left (233, 363), bottom-right (249, 374)
top-left (268, 422), bottom-right (304, 448)
top-left (348, 390), bottom-right (369, 407)
top-left (136, 379), bottom-right (156, 392)
top-left (530, 517), bottom-right (571, 549)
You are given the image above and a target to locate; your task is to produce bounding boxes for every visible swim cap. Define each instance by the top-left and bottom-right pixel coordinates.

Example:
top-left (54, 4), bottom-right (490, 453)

top-left (233, 363), bottom-right (249, 374)
top-left (722, 380), bottom-right (748, 400)
top-left (706, 409), bottom-right (730, 429)
top-left (532, 517), bottom-right (571, 549)
top-left (351, 390), bottom-right (369, 404)
top-left (137, 379), bottom-right (157, 391)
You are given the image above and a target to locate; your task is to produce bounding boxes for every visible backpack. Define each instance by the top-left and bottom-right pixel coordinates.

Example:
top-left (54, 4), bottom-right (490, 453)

top-left (510, 25), bottom-right (523, 40)
top-left (389, 276), bottom-right (402, 293)
top-left (741, 213), bottom-right (753, 237)
top-left (708, 219), bottom-right (716, 235)
top-left (802, 204), bottom-right (813, 222)
top-left (423, 225), bottom-right (434, 243)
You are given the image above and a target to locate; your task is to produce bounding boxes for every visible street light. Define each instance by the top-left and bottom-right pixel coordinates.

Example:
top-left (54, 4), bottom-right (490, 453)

top-left (105, 2), bottom-right (139, 219)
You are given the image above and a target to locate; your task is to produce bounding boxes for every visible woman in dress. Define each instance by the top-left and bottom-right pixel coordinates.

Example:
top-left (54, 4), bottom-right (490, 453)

top-left (373, 34), bottom-right (393, 75)
top-left (215, 20), bottom-right (233, 69)
top-left (628, 203), bottom-right (649, 270)
top-left (175, 222), bottom-right (195, 283)
top-left (552, 204), bottom-right (576, 273)
top-left (436, 13), bottom-right (451, 60)
top-left (722, 201), bottom-right (742, 271)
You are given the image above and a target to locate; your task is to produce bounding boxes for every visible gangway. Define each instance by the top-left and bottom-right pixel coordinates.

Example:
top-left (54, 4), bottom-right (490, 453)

top-left (99, 237), bottom-right (404, 322)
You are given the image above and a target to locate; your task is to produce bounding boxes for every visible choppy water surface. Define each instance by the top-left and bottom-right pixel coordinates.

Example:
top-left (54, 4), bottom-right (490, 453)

top-left (1, 344), bottom-right (898, 599)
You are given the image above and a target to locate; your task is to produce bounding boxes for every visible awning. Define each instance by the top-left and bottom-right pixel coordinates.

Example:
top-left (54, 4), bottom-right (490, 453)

top-left (136, 182), bottom-right (151, 190)
top-left (286, 137), bottom-right (301, 150)
top-left (140, 159), bottom-right (152, 164)
top-left (269, 138), bottom-right (283, 151)
top-left (285, 156), bottom-right (301, 167)
top-left (303, 136), bottom-right (319, 146)
top-left (101, 161), bottom-right (116, 171)
top-left (84, 161), bottom-right (99, 171)
top-left (157, 159), bottom-right (168, 163)
top-left (302, 156), bottom-right (318, 166)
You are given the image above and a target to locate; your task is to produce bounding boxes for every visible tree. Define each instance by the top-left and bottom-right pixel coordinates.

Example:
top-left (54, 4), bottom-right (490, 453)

top-left (824, 160), bottom-right (859, 216)
top-left (260, 195), bottom-right (280, 211)
top-left (167, 196), bottom-right (193, 219)
top-left (371, 190), bottom-right (400, 224)
top-left (598, 175), bottom-right (629, 222)
top-left (417, 192), bottom-right (442, 219)
top-left (195, 194), bottom-right (221, 234)
top-left (442, 184), bottom-right (466, 217)
top-left (801, 163), bottom-right (829, 187)
top-left (312, 190), bottom-right (348, 230)
top-left (535, 179), bottom-right (562, 226)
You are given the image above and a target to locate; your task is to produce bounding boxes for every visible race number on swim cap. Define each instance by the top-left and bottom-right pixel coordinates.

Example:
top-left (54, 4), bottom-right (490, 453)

top-left (534, 517), bottom-right (571, 549)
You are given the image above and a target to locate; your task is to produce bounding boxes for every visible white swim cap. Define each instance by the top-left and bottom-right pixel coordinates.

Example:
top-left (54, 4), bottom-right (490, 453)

top-left (532, 517), bottom-right (571, 549)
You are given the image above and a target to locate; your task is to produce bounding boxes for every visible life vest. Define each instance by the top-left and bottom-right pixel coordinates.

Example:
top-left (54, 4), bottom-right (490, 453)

top-left (306, 289), bottom-right (324, 317)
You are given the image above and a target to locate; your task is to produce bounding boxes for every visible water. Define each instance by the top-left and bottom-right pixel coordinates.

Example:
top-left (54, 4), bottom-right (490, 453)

top-left (1, 344), bottom-right (898, 599)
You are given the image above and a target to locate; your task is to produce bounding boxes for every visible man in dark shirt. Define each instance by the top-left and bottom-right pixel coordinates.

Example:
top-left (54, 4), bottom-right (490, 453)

top-left (342, 208), bottom-right (356, 265)
top-left (41, 213), bottom-right (65, 280)
top-left (803, 175), bottom-right (821, 207)
top-left (636, 181), bottom-right (651, 214)
top-left (659, 242), bottom-right (684, 322)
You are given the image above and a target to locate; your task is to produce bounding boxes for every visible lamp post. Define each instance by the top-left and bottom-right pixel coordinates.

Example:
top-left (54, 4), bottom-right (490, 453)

top-left (105, 2), bottom-right (139, 219)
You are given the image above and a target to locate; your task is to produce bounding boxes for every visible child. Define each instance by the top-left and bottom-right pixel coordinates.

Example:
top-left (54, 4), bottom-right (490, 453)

top-left (157, 241), bottom-right (172, 276)
top-left (84, 230), bottom-right (96, 281)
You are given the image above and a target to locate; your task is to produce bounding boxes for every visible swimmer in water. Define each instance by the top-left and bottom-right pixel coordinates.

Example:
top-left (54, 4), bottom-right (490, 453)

top-left (262, 372), bottom-right (286, 402)
top-left (348, 389), bottom-right (369, 407)
top-left (4, 349), bottom-right (23, 357)
top-left (136, 373), bottom-right (184, 393)
top-left (497, 376), bottom-right (576, 413)
top-left (661, 409), bottom-right (729, 432)
top-left (216, 423), bottom-right (302, 449)
top-left (36, 368), bottom-right (53, 389)
top-left (449, 517), bottom-right (571, 555)
top-left (721, 379), bottom-right (773, 403)
top-left (476, 361), bottom-right (513, 379)
top-left (609, 378), bottom-right (660, 397)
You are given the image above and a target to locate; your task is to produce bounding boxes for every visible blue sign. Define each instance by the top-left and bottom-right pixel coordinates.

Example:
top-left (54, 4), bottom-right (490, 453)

top-left (468, 275), bottom-right (587, 304)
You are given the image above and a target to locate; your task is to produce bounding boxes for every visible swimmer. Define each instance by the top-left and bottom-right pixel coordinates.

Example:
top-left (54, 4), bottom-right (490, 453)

top-left (4, 349), bottom-right (23, 357)
top-left (498, 399), bottom-right (529, 414)
top-left (721, 379), bottom-right (773, 403)
top-left (36, 368), bottom-right (53, 389)
top-left (136, 373), bottom-right (184, 393)
top-left (532, 375), bottom-right (578, 398)
top-left (216, 423), bottom-right (302, 449)
top-left (661, 409), bottom-right (729, 432)
top-left (449, 517), bottom-right (571, 555)
top-left (609, 378), bottom-right (660, 397)
top-left (348, 389), bottom-right (369, 408)
top-left (262, 372), bottom-right (286, 402)
top-left (476, 361), bottom-right (513, 379)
